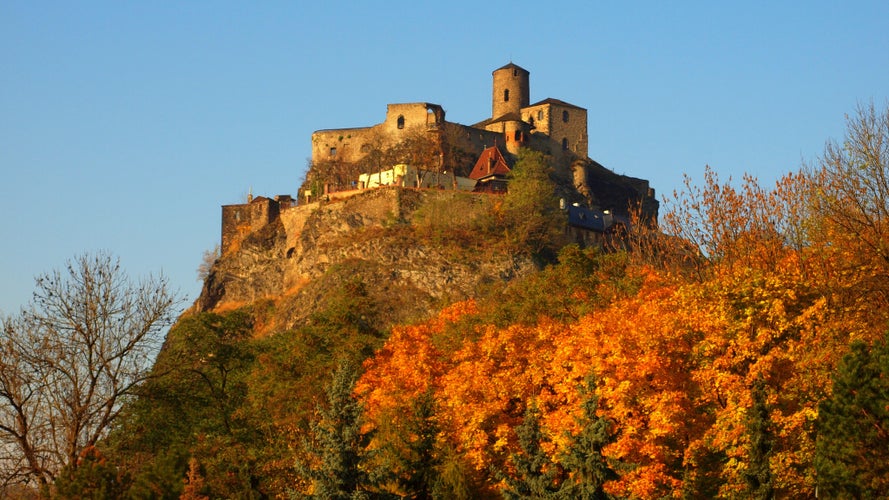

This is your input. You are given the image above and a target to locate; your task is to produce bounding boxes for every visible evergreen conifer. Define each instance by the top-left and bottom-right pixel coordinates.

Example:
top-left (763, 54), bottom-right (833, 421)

top-left (298, 360), bottom-right (374, 499)
top-left (500, 402), bottom-right (563, 499)
top-left (558, 375), bottom-right (618, 499)
top-left (815, 333), bottom-right (889, 497)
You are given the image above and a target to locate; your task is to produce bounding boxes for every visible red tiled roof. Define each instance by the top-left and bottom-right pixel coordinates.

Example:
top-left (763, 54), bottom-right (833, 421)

top-left (469, 146), bottom-right (511, 180)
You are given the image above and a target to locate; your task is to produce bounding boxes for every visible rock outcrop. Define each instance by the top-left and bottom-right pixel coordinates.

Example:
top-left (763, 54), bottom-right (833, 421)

top-left (197, 188), bottom-right (537, 332)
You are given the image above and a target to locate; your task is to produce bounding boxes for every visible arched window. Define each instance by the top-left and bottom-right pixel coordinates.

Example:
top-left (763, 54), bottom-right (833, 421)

top-left (562, 138), bottom-right (569, 150)
top-left (397, 115), bottom-right (405, 129)
top-left (538, 110), bottom-right (544, 121)
top-left (504, 89), bottom-right (510, 102)
top-left (562, 110), bottom-right (569, 123)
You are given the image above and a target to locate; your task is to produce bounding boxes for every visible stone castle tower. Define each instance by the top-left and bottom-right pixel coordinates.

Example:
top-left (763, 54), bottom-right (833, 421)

top-left (489, 63), bottom-right (532, 155)
top-left (492, 63), bottom-right (530, 118)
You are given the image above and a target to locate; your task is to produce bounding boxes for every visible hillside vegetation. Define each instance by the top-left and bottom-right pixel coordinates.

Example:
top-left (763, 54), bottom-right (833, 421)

top-left (5, 106), bottom-right (889, 498)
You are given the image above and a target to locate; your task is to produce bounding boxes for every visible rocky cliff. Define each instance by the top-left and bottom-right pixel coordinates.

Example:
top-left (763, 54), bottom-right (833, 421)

top-left (196, 188), bottom-right (540, 333)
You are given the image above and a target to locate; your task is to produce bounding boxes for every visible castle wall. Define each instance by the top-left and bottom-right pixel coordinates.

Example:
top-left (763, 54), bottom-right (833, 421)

top-left (311, 103), bottom-right (446, 167)
top-left (311, 126), bottom-right (376, 164)
top-left (441, 122), bottom-right (505, 164)
top-left (383, 103), bottom-right (444, 134)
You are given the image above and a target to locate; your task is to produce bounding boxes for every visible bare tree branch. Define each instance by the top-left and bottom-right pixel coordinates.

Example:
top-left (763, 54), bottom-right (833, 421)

top-left (0, 252), bottom-right (182, 490)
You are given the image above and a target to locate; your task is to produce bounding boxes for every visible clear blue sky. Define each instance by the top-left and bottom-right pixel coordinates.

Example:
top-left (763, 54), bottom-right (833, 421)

top-left (2, 1), bottom-right (888, 314)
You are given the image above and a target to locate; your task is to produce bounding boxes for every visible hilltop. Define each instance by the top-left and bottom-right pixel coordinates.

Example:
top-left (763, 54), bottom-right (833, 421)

top-left (197, 187), bottom-right (547, 333)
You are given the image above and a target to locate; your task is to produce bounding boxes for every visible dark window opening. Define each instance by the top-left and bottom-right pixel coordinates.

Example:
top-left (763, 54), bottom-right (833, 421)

top-left (562, 110), bottom-right (569, 123)
top-left (504, 89), bottom-right (509, 102)
top-left (562, 138), bottom-right (569, 150)
top-left (330, 147), bottom-right (337, 156)
top-left (514, 130), bottom-right (521, 141)
top-left (397, 115), bottom-right (405, 129)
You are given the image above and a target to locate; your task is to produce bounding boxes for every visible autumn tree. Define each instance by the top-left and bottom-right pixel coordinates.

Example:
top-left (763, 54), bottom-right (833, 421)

top-left (358, 130), bottom-right (389, 183)
top-left (302, 149), bottom-right (364, 197)
top-left (195, 244), bottom-right (219, 282)
top-left (805, 101), bottom-right (889, 326)
top-left (180, 458), bottom-right (210, 500)
top-left (0, 253), bottom-right (180, 492)
top-left (386, 127), bottom-right (440, 171)
top-left (439, 123), bottom-right (479, 178)
top-left (501, 148), bottom-right (562, 257)
top-left (808, 102), bottom-right (889, 264)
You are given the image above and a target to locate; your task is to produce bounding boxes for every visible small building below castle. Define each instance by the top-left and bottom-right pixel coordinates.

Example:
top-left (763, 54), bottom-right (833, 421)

top-left (469, 146), bottom-right (512, 194)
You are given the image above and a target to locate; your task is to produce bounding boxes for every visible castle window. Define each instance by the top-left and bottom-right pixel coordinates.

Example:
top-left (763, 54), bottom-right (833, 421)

top-left (514, 130), bottom-right (521, 141)
top-left (397, 115), bottom-right (405, 129)
top-left (504, 89), bottom-right (509, 102)
top-left (562, 110), bottom-right (569, 123)
top-left (538, 110), bottom-right (544, 121)
top-left (329, 147), bottom-right (337, 157)
top-left (562, 138), bottom-right (569, 150)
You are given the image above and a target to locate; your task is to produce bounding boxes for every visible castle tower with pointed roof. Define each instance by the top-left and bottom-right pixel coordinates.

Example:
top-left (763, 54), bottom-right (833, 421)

top-left (492, 63), bottom-right (530, 119)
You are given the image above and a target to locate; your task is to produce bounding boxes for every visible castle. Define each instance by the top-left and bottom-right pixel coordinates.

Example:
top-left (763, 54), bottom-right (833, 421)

top-left (221, 63), bottom-right (658, 254)
top-left (309, 63), bottom-right (590, 189)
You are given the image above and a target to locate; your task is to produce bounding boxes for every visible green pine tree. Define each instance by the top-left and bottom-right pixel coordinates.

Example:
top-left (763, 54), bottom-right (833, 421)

top-left (53, 446), bottom-right (129, 500)
top-left (298, 360), bottom-right (374, 500)
top-left (558, 374), bottom-right (618, 500)
top-left (385, 390), bottom-right (441, 499)
top-left (500, 402), bottom-right (564, 499)
top-left (815, 332), bottom-right (889, 497)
